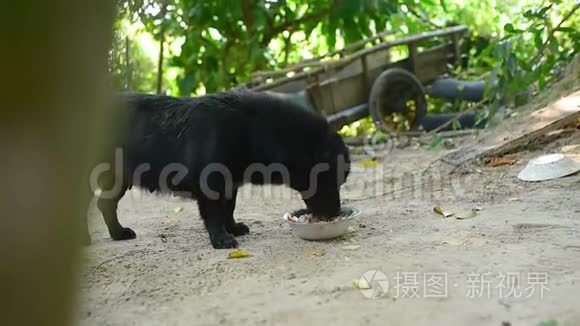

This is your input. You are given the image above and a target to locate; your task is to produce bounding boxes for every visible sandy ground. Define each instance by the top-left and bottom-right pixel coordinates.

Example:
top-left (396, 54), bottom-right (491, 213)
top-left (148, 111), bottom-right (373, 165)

top-left (78, 119), bottom-right (580, 326)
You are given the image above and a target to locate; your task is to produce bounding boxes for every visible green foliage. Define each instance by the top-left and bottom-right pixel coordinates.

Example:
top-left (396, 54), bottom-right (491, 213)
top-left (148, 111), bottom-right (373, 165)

top-left (338, 117), bottom-right (377, 138)
top-left (110, 0), bottom-right (580, 139)
top-left (110, 1), bottom-right (180, 94)
top-left (485, 2), bottom-right (580, 113)
top-left (110, 32), bottom-right (156, 92)
top-left (116, 0), bottom-right (466, 95)
top-left (168, 0), bottom-right (403, 94)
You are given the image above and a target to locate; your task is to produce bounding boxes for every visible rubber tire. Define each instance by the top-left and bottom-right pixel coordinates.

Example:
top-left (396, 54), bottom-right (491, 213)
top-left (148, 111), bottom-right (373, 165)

top-left (368, 68), bottom-right (427, 133)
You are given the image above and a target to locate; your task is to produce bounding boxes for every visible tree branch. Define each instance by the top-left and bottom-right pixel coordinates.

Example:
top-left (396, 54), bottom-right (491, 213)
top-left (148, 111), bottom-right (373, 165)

top-left (156, 0), bottom-right (168, 94)
top-left (262, 0), bottom-right (339, 46)
top-left (405, 5), bottom-right (442, 29)
top-left (241, 0), bottom-right (254, 33)
top-left (531, 2), bottom-right (580, 65)
top-left (283, 32), bottom-right (293, 65)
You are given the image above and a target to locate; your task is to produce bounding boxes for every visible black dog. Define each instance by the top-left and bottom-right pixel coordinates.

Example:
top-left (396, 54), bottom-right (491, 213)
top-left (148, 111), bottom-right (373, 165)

top-left (90, 89), bottom-right (350, 248)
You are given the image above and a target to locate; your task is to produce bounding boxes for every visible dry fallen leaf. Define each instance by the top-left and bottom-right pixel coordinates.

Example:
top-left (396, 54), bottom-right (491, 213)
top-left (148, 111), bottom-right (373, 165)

top-left (455, 209), bottom-right (478, 220)
top-left (227, 249), bottom-right (252, 259)
top-left (358, 159), bottom-right (379, 168)
top-left (488, 157), bottom-right (517, 167)
top-left (304, 247), bottom-right (324, 257)
top-left (434, 205), bottom-right (454, 218)
top-left (173, 207), bottom-right (184, 213)
top-left (352, 279), bottom-right (370, 289)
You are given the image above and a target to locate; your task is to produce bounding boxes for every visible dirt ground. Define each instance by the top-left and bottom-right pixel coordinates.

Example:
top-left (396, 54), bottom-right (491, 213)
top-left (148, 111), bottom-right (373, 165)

top-left (78, 92), bottom-right (580, 325)
top-left (78, 133), bottom-right (580, 326)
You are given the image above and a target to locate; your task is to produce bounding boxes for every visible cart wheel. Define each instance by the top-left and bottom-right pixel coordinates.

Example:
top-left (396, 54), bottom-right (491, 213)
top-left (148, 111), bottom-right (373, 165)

top-left (368, 68), bottom-right (427, 133)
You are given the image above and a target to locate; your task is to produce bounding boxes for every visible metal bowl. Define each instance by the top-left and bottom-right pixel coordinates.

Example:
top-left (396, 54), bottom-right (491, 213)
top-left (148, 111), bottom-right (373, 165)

top-left (282, 207), bottom-right (361, 240)
top-left (518, 153), bottom-right (580, 182)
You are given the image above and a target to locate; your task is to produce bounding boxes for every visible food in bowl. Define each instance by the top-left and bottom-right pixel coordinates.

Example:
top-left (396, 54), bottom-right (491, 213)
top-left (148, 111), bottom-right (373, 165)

top-left (282, 207), bottom-right (361, 240)
top-left (283, 209), bottom-right (352, 223)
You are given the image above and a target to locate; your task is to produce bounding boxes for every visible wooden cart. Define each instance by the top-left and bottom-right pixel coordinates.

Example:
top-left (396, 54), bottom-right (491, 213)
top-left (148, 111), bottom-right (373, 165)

top-left (247, 25), bottom-right (470, 132)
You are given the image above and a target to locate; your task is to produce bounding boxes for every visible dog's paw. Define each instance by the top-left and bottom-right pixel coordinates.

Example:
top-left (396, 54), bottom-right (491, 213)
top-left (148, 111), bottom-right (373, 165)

top-left (210, 232), bottom-right (238, 249)
top-left (227, 222), bottom-right (250, 237)
top-left (111, 227), bottom-right (137, 241)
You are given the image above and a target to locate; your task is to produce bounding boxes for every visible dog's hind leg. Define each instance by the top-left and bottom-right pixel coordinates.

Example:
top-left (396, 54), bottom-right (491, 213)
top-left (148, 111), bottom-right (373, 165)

top-left (197, 196), bottom-right (238, 249)
top-left (224, 188), bottom-right (250, 237)
top-left (97, 185), bottom-right (136, 240)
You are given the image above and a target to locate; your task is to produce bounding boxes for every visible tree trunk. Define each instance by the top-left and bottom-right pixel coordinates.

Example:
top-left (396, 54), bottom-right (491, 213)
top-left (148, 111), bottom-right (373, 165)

top-left (156, 0), bottom-right (168, 95)
top-left (125, 36), bottom-right (132, 91)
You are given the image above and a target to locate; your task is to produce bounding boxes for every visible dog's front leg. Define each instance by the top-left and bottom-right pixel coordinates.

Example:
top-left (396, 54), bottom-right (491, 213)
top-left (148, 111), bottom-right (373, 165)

top-left (223, 187), bottom-right (250, 237)
top-left (197, 196), bottom-right (238, 249)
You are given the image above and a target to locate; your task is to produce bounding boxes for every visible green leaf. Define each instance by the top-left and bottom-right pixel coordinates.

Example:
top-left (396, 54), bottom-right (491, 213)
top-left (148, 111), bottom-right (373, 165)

top-left (538, 5), bottom-right (552, 17)
top-left (179, 73), bottom-right (197, 95)
top-left (440, 0), bottom-right (448, 13)
top-left (422, 0), bottom-right (436, 6)
top-left (546, 54), bottom-right (556, 67)
top-left (504, 23), bottom-right (521, 34)
top-left (556, 27), bottom-right (576, 33)
top-left (504, 23), bottom-right (514, 33)
top-left (538, 73), bottom-right (546, 90)
top-left (451, 119), bottom-right (462, 130)
top-left (550, 38), bottom-right (560, 53)
top-left (430, 135), bottom-right (442, 149)
top-left (534, 31), bottom-right (543, 48)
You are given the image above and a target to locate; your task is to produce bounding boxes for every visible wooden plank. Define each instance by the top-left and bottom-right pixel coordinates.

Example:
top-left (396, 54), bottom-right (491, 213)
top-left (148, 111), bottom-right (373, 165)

top-left (414, 43), bottom-right (453, 83)
top-left (361, 55), bottom-right (369, 92)
top-left (251, 26), bottom-right (468, 92)
top-left (326, 76), bottom-right (368, 114)
top-left (326, 103), bottom-right (369, 130)
top-left (344, 25), bottom-right (467, 62)
top-left (451, 33), bottom-right (462, 66)
top-left (307, 60), bottom-right (412, 115)
top-left (442, 91), bottom-right (580, 166)
top-left (366, 48), bottom-right (391, 70)
top-left (266, 79), bottom-right (309, 93)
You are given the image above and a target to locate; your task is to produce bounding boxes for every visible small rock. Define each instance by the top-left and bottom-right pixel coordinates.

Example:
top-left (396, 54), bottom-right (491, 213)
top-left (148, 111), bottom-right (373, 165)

top-left (343, 245), bottom-right (360, 250)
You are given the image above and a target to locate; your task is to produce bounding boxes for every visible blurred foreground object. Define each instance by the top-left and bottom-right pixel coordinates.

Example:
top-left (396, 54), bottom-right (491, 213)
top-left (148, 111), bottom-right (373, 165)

top-left (0, 1), bottom-right (114, 325)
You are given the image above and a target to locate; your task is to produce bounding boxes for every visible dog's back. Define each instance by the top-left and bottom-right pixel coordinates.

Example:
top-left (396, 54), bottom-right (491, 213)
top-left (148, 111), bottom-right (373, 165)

top-left (109, 90), bottom-right (329, 193)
